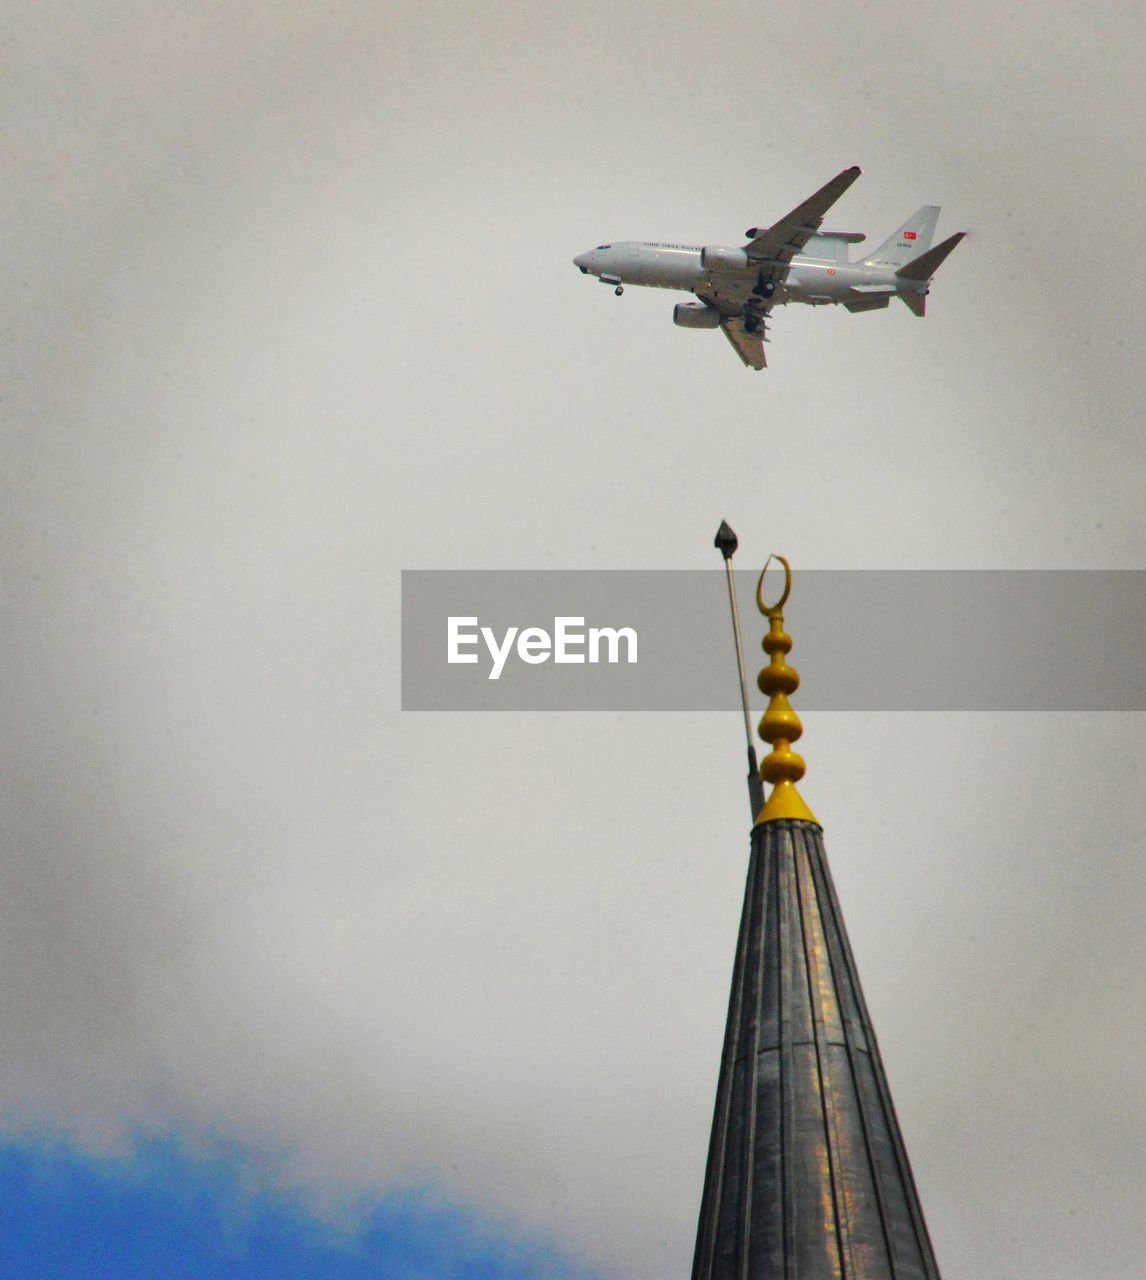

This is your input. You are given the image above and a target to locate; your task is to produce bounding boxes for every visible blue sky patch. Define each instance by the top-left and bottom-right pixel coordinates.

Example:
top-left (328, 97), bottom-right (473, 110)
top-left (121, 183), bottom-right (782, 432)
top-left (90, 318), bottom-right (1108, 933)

top-left (0, 1142), bottom-right (597, 1280)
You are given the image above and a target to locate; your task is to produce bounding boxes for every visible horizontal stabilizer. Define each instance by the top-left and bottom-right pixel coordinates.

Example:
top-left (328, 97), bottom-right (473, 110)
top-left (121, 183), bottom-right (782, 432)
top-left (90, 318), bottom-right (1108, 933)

top-left (900, 292), bottom-right (926, 317)
top-left (896, 231), bottom-right (965, 281)
top-left (843, 293), bottom-right (891, 313)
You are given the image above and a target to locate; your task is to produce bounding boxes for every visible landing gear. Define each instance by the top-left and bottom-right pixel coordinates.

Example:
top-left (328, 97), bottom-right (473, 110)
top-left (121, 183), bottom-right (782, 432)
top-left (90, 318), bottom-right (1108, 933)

top-left (614, 285), bottom-right (624, 296)
top-left (744, 293), bottom-right (769, 334)
top-left (753, 274), bottom-right (776, 299)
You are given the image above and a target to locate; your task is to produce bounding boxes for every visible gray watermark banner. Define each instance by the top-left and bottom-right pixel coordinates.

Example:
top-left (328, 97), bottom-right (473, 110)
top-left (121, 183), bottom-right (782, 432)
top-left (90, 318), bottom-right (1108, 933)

top-left (401, 571), bottom-right (1145, 711)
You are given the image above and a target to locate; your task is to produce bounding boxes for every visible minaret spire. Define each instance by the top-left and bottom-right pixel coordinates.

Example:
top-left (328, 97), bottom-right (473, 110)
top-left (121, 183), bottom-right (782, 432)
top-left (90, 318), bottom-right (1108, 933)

top-left (692, 553), bottom-right (943, 1280)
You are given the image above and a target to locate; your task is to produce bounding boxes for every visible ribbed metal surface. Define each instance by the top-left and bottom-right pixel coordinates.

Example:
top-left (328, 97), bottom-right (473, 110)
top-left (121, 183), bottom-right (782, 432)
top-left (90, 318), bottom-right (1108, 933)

top-left (691, 819), bottom-right (941, 1280)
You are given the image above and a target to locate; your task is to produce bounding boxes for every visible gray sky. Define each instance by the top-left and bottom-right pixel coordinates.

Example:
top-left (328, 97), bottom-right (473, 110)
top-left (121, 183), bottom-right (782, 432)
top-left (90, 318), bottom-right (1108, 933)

top-left (4, 2), bottom-right (1144, 1277)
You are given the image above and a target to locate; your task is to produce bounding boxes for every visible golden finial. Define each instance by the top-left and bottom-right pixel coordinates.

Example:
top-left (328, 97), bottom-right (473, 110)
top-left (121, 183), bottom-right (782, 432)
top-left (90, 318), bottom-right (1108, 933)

top-left (753, 555), bottom-right (819, 826)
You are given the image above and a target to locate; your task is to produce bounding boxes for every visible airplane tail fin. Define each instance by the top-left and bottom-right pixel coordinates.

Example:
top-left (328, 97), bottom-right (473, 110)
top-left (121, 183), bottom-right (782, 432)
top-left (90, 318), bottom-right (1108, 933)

top-left (900, 291), bottom-right (926, 317)
top-left (863, 205), bottom-right (940, 268)
top-left (895, 231), bottom-right (966, 282)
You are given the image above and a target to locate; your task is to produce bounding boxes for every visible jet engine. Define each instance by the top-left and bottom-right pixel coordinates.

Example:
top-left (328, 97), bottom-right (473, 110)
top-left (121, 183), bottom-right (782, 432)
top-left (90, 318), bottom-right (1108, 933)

top-left (673, 301), bottom-right (722, 329)
top-left (700, 245), bottom-right (749, 271)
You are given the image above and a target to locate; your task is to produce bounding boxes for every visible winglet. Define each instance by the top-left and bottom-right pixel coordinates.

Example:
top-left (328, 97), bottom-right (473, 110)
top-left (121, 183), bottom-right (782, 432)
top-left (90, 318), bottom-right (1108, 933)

top-left (895, 231), bottom-right (965, 282)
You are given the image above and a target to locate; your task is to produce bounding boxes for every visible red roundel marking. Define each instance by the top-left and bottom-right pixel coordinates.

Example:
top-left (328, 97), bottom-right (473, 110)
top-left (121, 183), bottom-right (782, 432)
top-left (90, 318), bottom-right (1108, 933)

top-left (827, 267), bottom-right (836, 276)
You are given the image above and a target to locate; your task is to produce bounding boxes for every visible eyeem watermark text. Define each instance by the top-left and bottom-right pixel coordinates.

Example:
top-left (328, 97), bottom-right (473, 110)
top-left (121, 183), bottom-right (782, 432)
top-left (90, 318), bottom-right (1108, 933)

top-left (448, 616), bottom-right (639, 680)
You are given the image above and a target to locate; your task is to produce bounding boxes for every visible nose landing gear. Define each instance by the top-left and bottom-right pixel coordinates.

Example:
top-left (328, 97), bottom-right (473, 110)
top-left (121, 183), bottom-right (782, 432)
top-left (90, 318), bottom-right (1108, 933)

top-left (614, 285), bottom-right (624, 296)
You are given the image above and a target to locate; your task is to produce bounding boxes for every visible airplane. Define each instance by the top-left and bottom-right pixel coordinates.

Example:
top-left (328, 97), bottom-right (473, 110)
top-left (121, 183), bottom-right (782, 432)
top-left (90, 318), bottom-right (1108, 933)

top-left (572, 166), bottom-right (964, 369)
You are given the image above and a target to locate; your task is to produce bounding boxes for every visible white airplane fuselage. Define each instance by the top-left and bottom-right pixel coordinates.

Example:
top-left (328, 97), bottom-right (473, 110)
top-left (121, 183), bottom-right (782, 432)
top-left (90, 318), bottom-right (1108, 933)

top-left (573, 242), bottom-right (920, 308)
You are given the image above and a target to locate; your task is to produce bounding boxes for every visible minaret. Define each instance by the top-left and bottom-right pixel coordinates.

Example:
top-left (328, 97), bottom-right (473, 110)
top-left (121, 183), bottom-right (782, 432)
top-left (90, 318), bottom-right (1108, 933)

top-left (692, 556), bottom-right (942, 1280)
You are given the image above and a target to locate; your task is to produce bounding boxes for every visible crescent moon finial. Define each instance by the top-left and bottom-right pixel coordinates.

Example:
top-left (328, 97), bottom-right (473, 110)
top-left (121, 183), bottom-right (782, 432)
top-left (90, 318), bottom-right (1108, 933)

top-left (756, 553), bottom-right (792, 615)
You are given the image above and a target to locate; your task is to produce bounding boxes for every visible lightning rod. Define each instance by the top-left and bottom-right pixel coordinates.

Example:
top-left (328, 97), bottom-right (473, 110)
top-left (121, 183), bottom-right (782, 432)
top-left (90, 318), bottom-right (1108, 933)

top-left (714, 520), bottom-right (764, 821)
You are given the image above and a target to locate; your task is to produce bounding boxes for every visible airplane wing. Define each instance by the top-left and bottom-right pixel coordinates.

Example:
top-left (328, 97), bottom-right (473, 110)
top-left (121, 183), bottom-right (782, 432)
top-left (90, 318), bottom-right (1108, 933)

top-left (744, 165), bottom-right (863, 286)
top-left (720, 316), bottom-right (768, 370)
top-left (695, 166), bottom-right (862, 369)
top-left (690, 281), bottom-right (770, 368)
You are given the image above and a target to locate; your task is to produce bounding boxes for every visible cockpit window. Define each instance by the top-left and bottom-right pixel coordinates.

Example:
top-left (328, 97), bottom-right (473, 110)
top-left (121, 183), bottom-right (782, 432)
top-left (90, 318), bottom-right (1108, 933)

top-left (596, 244), bottom-right (611, 250)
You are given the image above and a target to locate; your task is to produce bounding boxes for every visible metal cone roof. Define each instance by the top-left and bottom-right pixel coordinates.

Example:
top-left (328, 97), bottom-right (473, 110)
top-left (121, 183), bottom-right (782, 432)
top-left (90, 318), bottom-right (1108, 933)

top-left (691, 819), bottom-right (941, 1280)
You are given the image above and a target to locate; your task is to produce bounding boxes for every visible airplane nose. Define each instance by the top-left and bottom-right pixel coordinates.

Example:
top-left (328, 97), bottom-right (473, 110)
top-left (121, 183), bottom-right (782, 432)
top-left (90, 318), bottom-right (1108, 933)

top-left (573, 252), bottom-right (591, 273)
